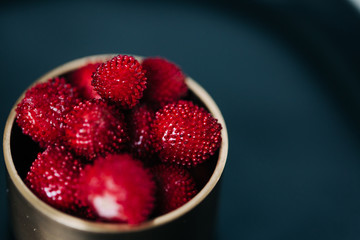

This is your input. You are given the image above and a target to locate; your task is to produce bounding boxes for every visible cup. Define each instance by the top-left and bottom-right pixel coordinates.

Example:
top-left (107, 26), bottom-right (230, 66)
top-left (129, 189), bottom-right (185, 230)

top-left (3, 54), bottom-right (228, 240)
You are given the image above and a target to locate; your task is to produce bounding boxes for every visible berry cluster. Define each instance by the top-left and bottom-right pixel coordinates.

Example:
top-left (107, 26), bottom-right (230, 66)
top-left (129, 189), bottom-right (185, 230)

top-left (15, 54), bottom-right (222, 225)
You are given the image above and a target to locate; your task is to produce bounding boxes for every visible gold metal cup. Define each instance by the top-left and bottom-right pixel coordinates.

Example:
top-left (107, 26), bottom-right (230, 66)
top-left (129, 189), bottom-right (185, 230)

top-left (3, 54), bottom-right (228, 240)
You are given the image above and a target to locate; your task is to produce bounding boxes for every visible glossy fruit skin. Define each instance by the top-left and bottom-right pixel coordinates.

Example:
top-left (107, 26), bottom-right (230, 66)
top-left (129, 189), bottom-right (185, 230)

top-left (69, 62), bottom-right (102, 99)
top-left (152, 164), bottom-right (198, 214)
top-left (128, 104), bottom-right (156, 162)
top-left (92, 55), bottom-right (147, 109)
top-left (142, 57), bottom-right (187, 107)
top-left (63, 99), bottom-right (129, 160)
top-left (16, 77), bottom-right (79, 147)
top-left (151, 100), bottom-right (222, 167)
top-left (19, 54), bottom-right (224, 225)
top-left (25, 146), bottom-right (84, 213)
top-left (78, 153), bottom-right (156, 224)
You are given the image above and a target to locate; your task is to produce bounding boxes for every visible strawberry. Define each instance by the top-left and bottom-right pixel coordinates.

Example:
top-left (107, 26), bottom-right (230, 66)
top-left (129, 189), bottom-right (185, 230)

top-left (152, 164), bottom-right (197, 214)
top-left (142, 57), bottom-right (187, 107)
top-left (15, 77), bottom-right (79, 147)
top-left (68, 62), bottom-right (101, 99)
top-left (151, 100), bottom-right (222, 167)
top-left (91, 55), bottom-right (147, 109)
top-left (128, 104), bottom-right (156, 162)
top-left (25, 146), bottom-right (84, 213)
top-left (78, 153), bottom-right (156, 224)
top-left (63, 99), bottom-right (129, 160)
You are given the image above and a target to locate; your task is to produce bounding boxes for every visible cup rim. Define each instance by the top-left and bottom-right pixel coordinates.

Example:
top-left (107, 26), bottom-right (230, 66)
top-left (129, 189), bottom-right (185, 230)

top-left (2, 54), bottom-right (229, 233)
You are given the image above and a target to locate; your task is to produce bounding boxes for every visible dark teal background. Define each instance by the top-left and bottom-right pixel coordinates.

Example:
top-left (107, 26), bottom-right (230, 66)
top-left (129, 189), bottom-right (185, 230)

top-left (1, 0), bottom-right (360, 239)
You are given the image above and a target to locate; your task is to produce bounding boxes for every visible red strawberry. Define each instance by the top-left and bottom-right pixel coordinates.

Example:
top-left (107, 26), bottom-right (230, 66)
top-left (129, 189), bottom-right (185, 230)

top-left (69, 62), bottom-right (101, 99)
top-left (128, 104), bottom-right (155, 161)
top-left (152, 164), bottom-right (198, 214)
top-left (142, 57), bottom-right (187, 107)
top-left (63, 99), bottom-right (129, 160)
top-left (79, 153), bottom-right (156, 224)
top-left (151, 100), bottom-right (222, 167)
top-left (25, 146), bottom-right (84, 213)
top-left (91, 55), bottom-right (147, 109)
top-left (16, 77), bottom-right (79, 147)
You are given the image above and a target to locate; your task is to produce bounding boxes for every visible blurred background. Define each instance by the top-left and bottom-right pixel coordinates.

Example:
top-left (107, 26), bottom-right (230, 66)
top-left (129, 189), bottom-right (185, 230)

top-left (1, 0), bottom-right (360, 239)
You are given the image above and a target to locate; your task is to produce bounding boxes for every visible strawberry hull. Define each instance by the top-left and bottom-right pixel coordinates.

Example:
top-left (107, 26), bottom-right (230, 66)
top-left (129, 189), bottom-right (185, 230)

top-left (3, 54), bottom-right (228, 240)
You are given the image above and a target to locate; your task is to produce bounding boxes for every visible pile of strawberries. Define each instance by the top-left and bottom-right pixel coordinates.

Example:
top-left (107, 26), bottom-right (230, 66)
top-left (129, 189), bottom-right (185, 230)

top-left (15, 55), bottom-right (222, 225)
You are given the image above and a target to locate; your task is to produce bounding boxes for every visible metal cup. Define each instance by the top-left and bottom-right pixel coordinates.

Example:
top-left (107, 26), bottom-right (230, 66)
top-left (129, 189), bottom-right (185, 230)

top-left (3, 54), bottom-right (228, 240)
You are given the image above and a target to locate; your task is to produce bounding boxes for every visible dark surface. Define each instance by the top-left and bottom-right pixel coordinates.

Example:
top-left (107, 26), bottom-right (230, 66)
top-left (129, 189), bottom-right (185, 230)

top-left (1, 0), bottom-right (360, 239)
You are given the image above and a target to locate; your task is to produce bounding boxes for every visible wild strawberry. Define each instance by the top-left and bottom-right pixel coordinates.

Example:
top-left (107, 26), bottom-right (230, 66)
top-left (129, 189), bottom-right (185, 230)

top-left (128, 104), bottom-right (155, 161)
top-left (151, 100), bottom-right (222, 167)
top-left (25, 146), bottom-right (84, 213)
top-left (91, 55), bottom-right (147, 109)
top-left (142, 57), bottom-right (187, 107)
top-left (68, 62), bottom-right (102, 99)
top-left (152, 164), bottom-right (197, 214)
top-left (78, 153), bottom-right (156, 224)
top-left (63, 99), bottom-right (129, 160)
top-left (15, 77), bottom-right (79, 147)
